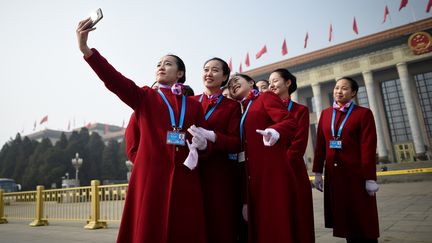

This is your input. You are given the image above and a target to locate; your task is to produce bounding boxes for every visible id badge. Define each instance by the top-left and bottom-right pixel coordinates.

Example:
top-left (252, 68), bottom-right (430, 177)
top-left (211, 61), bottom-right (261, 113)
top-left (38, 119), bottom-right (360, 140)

top-left (228, 153), bottom-right (238, 161)
top-left (238, 151), bottom-right (246, 163)
top-left (329, 140), bottom-right (342, 149)
top-left (166, 131), bottom-right (186, 146)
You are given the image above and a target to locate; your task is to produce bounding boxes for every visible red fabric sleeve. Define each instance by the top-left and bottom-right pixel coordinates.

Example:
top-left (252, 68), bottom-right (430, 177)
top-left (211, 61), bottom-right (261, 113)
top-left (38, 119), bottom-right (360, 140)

top-left (125, 113), bottom-right (139, 163)
top-left (287, 105), bottom-right (309, 159)
top-left (360, 109), bottom-right (378, 180)
top-left (213, 102), bottom-right (242, 153)
top-left (312, 114), bottom-right (326, 174)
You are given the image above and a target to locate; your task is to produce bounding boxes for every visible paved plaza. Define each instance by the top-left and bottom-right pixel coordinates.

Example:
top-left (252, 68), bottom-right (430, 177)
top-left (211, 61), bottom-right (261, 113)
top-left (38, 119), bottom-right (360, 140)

top-left (1, 181), bottom-right (431, 243)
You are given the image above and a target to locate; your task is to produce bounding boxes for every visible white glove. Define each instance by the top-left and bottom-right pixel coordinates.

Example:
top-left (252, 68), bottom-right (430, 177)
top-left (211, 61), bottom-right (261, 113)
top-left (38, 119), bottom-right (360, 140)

top-left (313, 173), bottom-right (323, 192)
top-left (365, 180), bottom-right (379, 196)
top-left (242, 204), bottom-right (248, 222)
top-left (256, 128), bottom-right (280, 146)
top-left (189, 126), bottom-right (216, 143)
top-left (187, 125), bottom-right (207, 150)
top-left (183, 140), bottom-right (198, 170)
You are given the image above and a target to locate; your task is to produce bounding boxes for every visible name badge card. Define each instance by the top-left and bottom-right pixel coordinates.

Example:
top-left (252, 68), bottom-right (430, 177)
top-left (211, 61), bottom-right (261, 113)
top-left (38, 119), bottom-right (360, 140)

top-left (238, 151), bottom-right (246, 163)
top-left (329, 140), bottom-right (342, 149)
top-left (167, 131), bottom-right (186, 146)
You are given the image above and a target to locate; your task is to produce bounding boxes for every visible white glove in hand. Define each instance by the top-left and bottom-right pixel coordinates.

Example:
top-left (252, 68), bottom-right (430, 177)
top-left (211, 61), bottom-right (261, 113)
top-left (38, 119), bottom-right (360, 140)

top-left (183, 140), bottom-right (198, 170)
top-left (190, 126), bottom-right (216, 143)
top-left (256, 128), bottom-right (280, 146)
top-left (242, 204), bottom-right (248, 222)
top-left (187, 125), bottom-right (207, 150)
top-left (313, 173), bottom-right (323, 192)
top-left (365, 180), bottom-right (379, 196)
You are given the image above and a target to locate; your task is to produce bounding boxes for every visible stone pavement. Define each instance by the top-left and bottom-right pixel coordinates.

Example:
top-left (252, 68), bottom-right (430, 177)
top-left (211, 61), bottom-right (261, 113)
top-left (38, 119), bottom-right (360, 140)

top-left (1, 181), bottom-right (431, 243)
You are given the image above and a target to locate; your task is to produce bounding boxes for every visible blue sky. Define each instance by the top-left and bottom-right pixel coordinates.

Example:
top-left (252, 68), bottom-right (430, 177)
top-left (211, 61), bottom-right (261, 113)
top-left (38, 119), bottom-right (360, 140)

top-left (0, 0), bottom-right (430, 145)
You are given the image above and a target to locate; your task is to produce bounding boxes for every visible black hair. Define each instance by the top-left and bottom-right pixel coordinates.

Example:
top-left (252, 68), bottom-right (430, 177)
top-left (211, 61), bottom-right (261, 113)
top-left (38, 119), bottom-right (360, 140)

top-left (271, 68), bottom-right (297, 95)
top-left (204, 57), bottom-right (230, 87)
top-left (167, 54), bottom-right (186, 83)
top-left (256, 79), bottom-right (269, 85)
top-left (231, 73), bottom-right (257, 90)
top-left (150, 81), bottom-right (158, 88)
top-left (183, 85), bottom-right (195, 96)
top-left (336, 76), bottom-right (359, 94)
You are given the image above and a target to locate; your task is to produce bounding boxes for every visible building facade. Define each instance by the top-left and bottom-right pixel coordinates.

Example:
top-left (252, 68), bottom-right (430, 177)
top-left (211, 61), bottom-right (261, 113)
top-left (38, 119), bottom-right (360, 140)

top-left (246, 18), bottom-right (432, 164)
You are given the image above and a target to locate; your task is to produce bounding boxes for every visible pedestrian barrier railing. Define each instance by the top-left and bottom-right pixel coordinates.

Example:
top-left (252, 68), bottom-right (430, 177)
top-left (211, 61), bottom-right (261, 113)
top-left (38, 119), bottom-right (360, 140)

top-left (1, 168), bottom-right (431, 229)
top-left (0, 180), bottom-right (128, 229)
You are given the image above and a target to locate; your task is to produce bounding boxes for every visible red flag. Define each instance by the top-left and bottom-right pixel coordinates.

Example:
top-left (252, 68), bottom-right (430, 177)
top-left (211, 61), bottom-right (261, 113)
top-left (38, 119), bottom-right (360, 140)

top-left (399, 0), bottom-right (408, 11)
top-left (328, 24), bottom-right (333, 42)
top-left (40, 115), bottom-right (48, 125)
top-left (281, 38), bottom-right (288, 56)
top-left (239, 63), bottom-right (243, 73)
top-left (85, 122), bottom-right (92, 129)
top-left (383, 5), bottom-right (390, 23)
top-left (427, 0), bottom-right (432, 13)
top-left (228, 58), bottom-right (233, 72)
top-left (353, 17), bottom-right (359, 35)
top-left (255, 45), bottom-right (267, 59)
top-left (245, 52), bottom-right (250, 67)
top-left (304, 32), bottom-right (309, 48)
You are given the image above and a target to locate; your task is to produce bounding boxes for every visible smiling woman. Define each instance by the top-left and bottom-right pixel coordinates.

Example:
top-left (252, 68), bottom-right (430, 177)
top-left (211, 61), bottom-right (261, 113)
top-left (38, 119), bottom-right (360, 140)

top-left (76, 17), bottom-right (209, 243)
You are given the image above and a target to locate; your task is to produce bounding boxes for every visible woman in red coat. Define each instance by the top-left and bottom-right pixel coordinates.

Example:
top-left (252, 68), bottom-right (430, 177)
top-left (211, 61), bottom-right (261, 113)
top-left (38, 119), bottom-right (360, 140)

top-left (269, 68), bottom-right (315, 243)
top-left (227, 73), bottom-right (298, 243)
top-left (188, 58), bottom-right (242, 243)
top-left (77, 19), bottom-right (208, 243)
top-left (312, 77), bottom-right (379, 243)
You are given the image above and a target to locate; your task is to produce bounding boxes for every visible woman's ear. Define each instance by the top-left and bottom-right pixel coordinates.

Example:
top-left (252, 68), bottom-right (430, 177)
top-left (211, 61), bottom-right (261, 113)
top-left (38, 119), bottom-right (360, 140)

top-left (177, 71), bottom-right (185, 80)
top-left (248, 80), bottom-right (255, 88)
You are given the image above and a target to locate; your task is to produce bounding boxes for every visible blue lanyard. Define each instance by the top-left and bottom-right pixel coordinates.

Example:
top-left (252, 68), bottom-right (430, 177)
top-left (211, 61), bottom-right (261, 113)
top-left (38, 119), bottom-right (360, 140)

top-left (331, 103), bottom-right (354, 139)
top-left (287, 99), bottom-right (293, 112)
top-left (158, 89), bottom-right (186, 131)
top-left (240, 100), bottom-right (253, 144)
top-left (199, 94), bottom-right (223, 121)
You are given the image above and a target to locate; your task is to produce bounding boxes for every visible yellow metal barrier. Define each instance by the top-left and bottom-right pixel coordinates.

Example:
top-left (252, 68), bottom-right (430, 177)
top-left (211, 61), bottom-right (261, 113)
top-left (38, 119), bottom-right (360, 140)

top-left (30, 186), bottom-right (48, 226)
top-left (84, 180), bottom-right (107, 229)
top-left (308, 167), bottom-right (432, 180)
top-left (0, 189), bottom-right (7, 224)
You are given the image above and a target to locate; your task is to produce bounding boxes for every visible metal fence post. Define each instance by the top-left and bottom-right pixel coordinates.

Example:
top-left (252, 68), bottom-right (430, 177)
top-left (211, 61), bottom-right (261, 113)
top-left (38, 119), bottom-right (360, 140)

top-left (0, 189), bottom-right (8, 224)
top-left (30, 185), bottom-right (48, 226)
top-left (84, 180), bottom-right (107, 229)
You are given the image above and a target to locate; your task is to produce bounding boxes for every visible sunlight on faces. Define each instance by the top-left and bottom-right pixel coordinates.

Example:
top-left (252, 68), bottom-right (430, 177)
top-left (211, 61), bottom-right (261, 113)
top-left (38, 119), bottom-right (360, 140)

top-left (203, 60), bottom-right (227, 90)
top-left (256, 80), bottom-right (269, 93)
top-left (333, 78), bottom-right (357, 105)
top-left (155, 56), bottom-right (184, 85)
top-left (228, 76), bottom-right (254, 101)
top-left (269, 72), bottom-right (290, 98)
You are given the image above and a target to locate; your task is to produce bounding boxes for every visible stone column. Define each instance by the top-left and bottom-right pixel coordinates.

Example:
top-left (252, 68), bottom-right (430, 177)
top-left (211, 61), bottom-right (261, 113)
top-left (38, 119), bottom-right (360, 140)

top-left (363, 70), bottom-right (389, 162)
top-left (311, 82), bottom-right (323, 120)
top-left (396, 62), bottom-right (426, 159)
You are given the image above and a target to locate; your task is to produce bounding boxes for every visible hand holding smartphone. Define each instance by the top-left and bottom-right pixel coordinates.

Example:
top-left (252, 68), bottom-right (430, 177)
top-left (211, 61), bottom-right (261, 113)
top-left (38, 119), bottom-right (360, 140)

top-left (88, 8), bottom-right (103, 29)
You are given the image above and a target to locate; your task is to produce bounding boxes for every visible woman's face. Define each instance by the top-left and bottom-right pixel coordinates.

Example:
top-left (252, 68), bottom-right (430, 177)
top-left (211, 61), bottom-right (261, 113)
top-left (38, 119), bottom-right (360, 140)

top-left (203, 60), bottom-right (227, 90)
top-left (256, 80), bottom-right (269, 92)
top-left (228, 76), bottom-right (253, 101)
top-left (269, 72), bottom-right (290, 98)
top-left (333, 79), bottom-right (356, 105)
top-left (155, 56), bottom-right (184, 85)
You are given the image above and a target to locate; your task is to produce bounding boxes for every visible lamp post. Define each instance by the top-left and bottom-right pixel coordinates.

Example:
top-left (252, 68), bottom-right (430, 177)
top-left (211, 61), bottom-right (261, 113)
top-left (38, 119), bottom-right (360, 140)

top-left (71, 153), bottom-right (83, 187)
top-left (125, 160), bottom-right (133, 182)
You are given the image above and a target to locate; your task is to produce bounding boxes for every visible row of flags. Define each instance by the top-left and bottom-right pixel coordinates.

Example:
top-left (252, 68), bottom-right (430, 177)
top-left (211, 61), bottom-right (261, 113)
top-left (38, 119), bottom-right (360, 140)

top-left (228, 0), bottom-right (432, 73)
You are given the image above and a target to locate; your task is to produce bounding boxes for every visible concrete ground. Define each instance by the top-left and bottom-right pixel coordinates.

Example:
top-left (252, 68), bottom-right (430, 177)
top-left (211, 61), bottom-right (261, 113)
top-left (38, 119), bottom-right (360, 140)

top-left (1, 180), bottom-right (431, 243)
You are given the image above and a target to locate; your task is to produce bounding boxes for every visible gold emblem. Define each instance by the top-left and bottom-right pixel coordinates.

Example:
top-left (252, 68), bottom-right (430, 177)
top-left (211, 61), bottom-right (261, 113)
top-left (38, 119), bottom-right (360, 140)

top-left (408, 32), bottom-right (432, 55)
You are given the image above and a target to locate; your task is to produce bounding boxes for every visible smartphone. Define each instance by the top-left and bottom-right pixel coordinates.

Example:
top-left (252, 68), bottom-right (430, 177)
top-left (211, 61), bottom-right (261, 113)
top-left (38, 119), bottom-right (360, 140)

top-left (88, 8), bottom-right (103, 28)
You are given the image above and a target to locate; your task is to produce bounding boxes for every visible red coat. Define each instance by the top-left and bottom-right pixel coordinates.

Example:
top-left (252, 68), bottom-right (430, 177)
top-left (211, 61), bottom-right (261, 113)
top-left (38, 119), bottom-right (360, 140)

top-left (191, 94), bottom-right (242, 243)
top-left (313, 105), bottom-right (379, 239)
top-left (286, 101), bottom-right (315, 243)
top-left (242, 92), bottom-right (298, 243)
top-left (85, 49), bottom-right (207, 243)
top-left (125, 113), bottom-right (139, 163)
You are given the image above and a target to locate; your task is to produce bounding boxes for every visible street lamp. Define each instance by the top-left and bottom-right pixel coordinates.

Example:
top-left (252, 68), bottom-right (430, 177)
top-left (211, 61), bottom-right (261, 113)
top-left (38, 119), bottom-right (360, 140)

top-left (125, 160), bottom-right (133, 182)
top-left (71, 153), bottom-right (83, 186)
